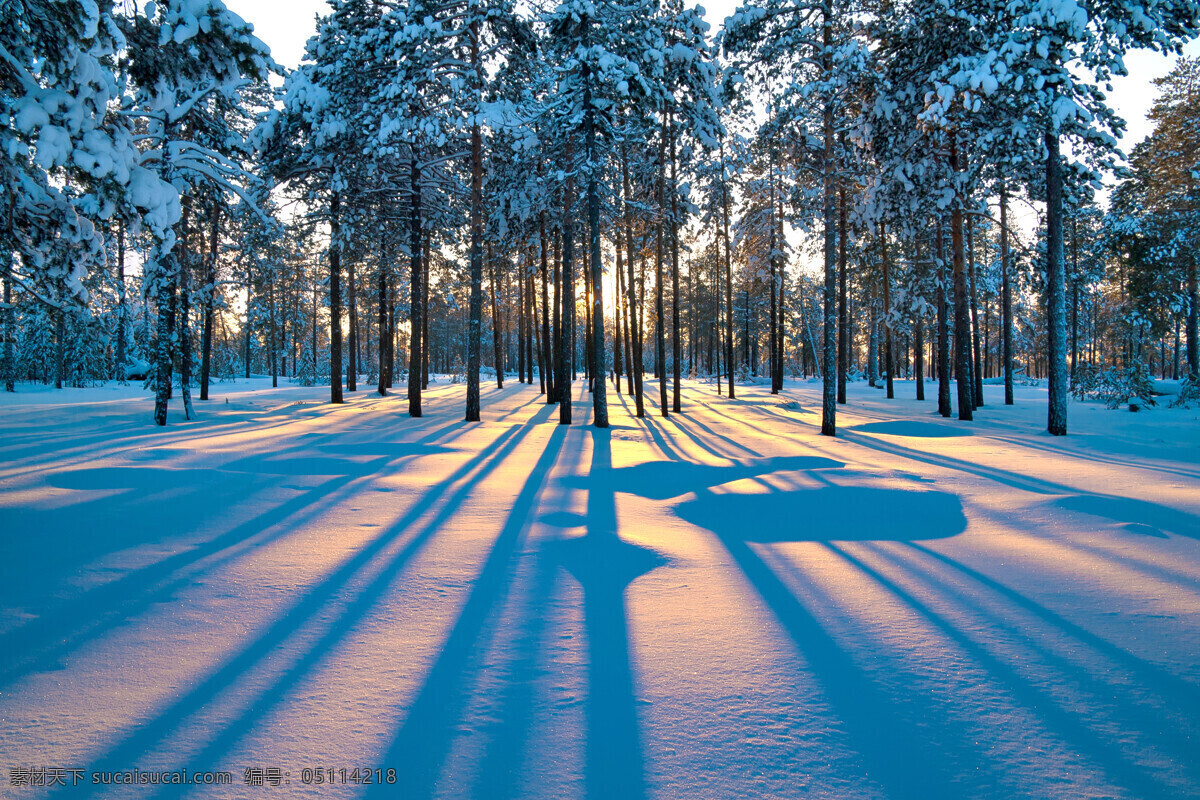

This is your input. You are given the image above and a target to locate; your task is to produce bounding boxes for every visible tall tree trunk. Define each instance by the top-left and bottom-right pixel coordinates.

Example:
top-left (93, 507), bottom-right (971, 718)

top-left (346, 247), bottom-right (357, 392)
top-left (200, 203), bottom-right (217, 400)
top-left (614, 228), bottom-right (625, 393)
top-left (721, 143), bottom-right (736, 400)
top-left (1187, 252), bottom-right (1198, 378)
top-left (586, 75), bottom-right (609, 427)
top-left (1000, 184), bottom-right (1014, 405)
top-left (1045, 131), bottom-right (1068, 434)
top-left (328, 190), bottom-right (344, 404)
top-left (820, 0), bottom-right (837, 435)
top-left (153, 130), bottom-right (177, 425)
top-left (408, 154), bottom-right (423, 414)
top-left (968, 215), bottom-right (983, 407)
top-left (670, 114), bottom-right (681, 413)
top-left (269, 278), bottom-right (277, 388)
top-left (465, 21), bottom-right (484, 422)
top-left (881, 222), bottom-right (894, 399)
top-left (837, 184), bottom-right (848, 403)
top-left (936, 219), bottom-right (952, 417)
top-left (915, 308), bottom-right (925, 401)
top-left (178, 228), bottom-right (195, 420)
top-left (949, 141), bottom-right (972, 421)
top-left (559, 138), bottom-right (576, 425)
top-left (541, 214), bottom-right (554, 401)
top-left (621, 145), bottom-right (645, 416)
top-left (422, 238), bottom-right (430, 389)
top-left (553, 230), bottom-right (563, 405)
top-left (115, 217), bottom-right (127, 382)
top-left (518, 262), bottom-right (527, 384)
top-left (655, 114), bottom-right (668, 417)
top-left (489, 242), bottom-right (504, 389)
top-left (378, 232), bottom-right (391, 396)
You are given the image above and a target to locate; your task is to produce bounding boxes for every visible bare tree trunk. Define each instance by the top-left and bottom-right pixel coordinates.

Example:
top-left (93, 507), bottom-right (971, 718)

top-left (881, 222), bottom-right (894, 399)
top-left (115, 217), bottom-right (127, 382)
top-left (614, 228), bottom-right (625, 393)
top-left (465, 20), bottom-right (484, 422)
top-left (655, 114), bottom-right (668, 417)
top-left (408, 154), bottom-right (423, 414)
top-left (670, 113), bottom-right (681, 413)
top-left (968, 215), bottom-right (983, 407)
top-left (421, 238), bottom-right (430, 389)
top-left (378, 230), bottom-right (391, 397)
top-left (837, 184), bottom-right (848, 403)
top-left (936, 219), bottom-right (952, 417)
top-left (586, 73), bottom-right (609, 427)
top-left (559, 138), bottom-right (576, 425)
top-left (199, 203), bottom-right (217, 399)
top-left (1046, 131), bottom-right (1068, 434)
top-left (721, 142), bottom-right (736, 400)
top-left (820, 0), bottom-right (837, 435)
top-left (949, 150), bottom-right (973, 421)
top-left (541, 214), bottom-right (554, 401)
top-left (346, 246), bottom-right (357, 392)
top-left (622, 145), bottom-right (645, 416)
top-left (328, 190), bottom-right (344, 404)
top-left (489, 242), bottom-right (504, 389)
top-left (269, 277), bottom-right (277, 388)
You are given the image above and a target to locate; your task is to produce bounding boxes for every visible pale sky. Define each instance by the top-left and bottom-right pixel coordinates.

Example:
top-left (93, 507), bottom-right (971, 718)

top-left (224, 0), bottom-right (1196, 157)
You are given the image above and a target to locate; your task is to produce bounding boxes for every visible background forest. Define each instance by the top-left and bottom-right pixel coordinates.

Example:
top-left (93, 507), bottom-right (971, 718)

top-left (4, 0), bottom-right (1199, 434)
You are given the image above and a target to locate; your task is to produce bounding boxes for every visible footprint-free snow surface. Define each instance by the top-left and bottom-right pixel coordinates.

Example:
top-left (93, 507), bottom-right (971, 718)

top-left (1, 377), bottom-right (1198, 799)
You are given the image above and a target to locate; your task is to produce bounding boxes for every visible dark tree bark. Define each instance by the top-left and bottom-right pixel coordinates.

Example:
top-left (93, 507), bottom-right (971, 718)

top-left (115, 217), bottom-right (127, 382)
top-left (948, 142), bottom-right (972, 421)
top-left (377, 230), bottom-right (391, 397)
top-left (968, 216), bottom-right (983, 407)
top-left (655, 115), bottom-right (668, 417)
top-left (1045, 131), bottom-right (1068, 435)
top-left (346, 243), bottom-right (357, 393)
top-left (540, 214), bottom-right (554, 401)
top-left (489, 242), bottom-right (504, 389)
top-left (585, 72), bottom-right (609, 427)
top-left (820, 1), bottom-right (837, 436)
top-left (621, 145), bottom-right (645, 416)
top-left (328, 190), bottom-right (344, 404)
top-left (614, 228), bottom-right (625, 392)
top-left (721, 142), bottom-right (736, 400)
top-left (670, 114), bottom-right (681, 414)
top-left (408, 154), bottom-right (423, 414)
top-left (881, 222), bottom-right (894, 400)
top-left (936, 219), bottom-right (952, 417)
top-left (465, 20), bottom-right (484, 422)
top-left (200, 203), bottom-right (217, 400)
top-left (421, 238), bottom-right (430, 390)
top-left (837, 184), bottom-right (848, 404)
top-left (559, 138), bottom-right (576, 425)
top-left (1000, 185), bottom-right (1014, 405)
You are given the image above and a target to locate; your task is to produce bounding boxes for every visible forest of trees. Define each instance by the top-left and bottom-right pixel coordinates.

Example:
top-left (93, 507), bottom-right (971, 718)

top-left (3, 0), bottom-right (1199, 435)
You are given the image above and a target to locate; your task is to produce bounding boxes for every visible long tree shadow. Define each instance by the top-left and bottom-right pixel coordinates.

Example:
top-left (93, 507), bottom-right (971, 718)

top-left (561, 456), bottom-right (844, 502)
top-left (0, 418), bottom-right (465, 687)
top-left (675, 483), bottom-right (966, 541)
top-left (545, 427), bottom-right (665, 800)
top-left (361, 419), bottom-right (569, 799)
top-left (698, 496), bottom-right (976, 800)
top-left (899, 542), bottom-right (1200, 715)
top-left (832, 427), bottom-right (1200, 543)
top-left (53, 406), bottom-right (554, 799)
top-left (824, 542), bottom-right (1196, 797)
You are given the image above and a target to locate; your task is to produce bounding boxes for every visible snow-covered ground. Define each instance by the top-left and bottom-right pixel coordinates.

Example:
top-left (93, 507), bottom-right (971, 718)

top-left (1, 376), bottom-right (1197, 799)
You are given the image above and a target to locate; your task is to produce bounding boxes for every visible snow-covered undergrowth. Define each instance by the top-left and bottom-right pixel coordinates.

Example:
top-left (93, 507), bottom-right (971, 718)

top-left (1, 378), bottom-right (1197, 799)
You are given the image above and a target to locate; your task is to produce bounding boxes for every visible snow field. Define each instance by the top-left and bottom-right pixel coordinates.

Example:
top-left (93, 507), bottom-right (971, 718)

top-left (0, 376), bottom-right (1198, 799)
